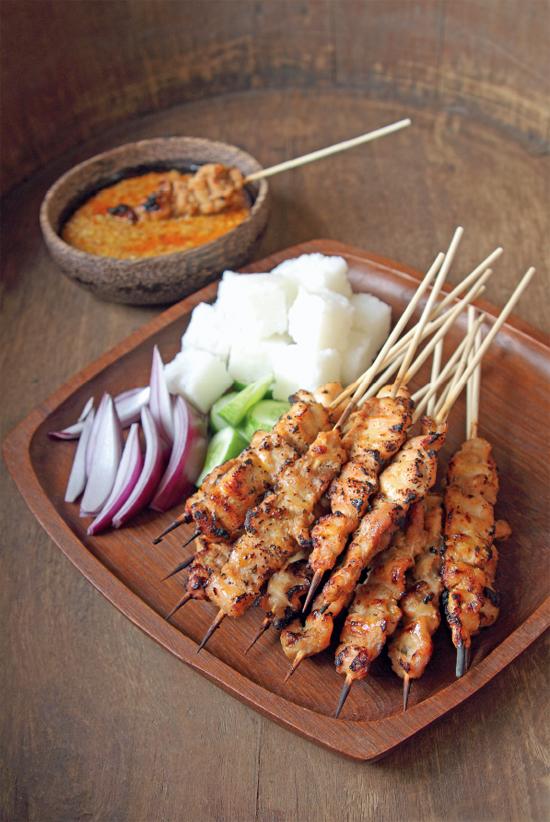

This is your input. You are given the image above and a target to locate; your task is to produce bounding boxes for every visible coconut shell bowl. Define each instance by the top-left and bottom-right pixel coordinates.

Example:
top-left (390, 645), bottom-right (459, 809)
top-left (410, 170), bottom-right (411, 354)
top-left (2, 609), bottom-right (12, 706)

top-left (39, 136), bottom-right (269, 305)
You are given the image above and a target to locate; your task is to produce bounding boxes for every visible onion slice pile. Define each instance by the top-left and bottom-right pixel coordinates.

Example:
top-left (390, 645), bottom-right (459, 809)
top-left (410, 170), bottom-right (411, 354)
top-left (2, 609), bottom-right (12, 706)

top-left (58, 347), bottom-right (208, 533)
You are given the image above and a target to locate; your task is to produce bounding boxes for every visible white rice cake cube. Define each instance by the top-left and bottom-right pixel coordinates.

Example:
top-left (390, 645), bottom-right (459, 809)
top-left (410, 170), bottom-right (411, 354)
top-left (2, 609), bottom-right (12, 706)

top-left (216, 270), bottom-right (288, 338)
top-left (228, 333), bottom-right (292, 385)
top-left (181, 301), bottom-right (231, 362)
top-left (288, 288), bottom-right (354, 352)
top-left (341, 330), bottom-right (378, 387)
top-left (351, 293), bottom-right (391, 352)
top-left (272, 345), bottom-right (341, 400)
top-left (164, 348), bottom-right (233, 414)
top-left (271, 253), bottom-right (352, 301)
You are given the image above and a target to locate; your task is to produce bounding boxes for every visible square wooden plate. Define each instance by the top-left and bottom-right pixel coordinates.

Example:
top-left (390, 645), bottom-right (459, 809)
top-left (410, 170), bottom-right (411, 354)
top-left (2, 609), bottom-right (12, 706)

top-left (3, 240), bottom-right (549, 761)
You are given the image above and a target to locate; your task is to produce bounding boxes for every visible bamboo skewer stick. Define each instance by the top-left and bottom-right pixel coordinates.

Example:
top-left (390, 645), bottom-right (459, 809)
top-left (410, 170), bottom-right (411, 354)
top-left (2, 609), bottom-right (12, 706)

top-left (243, 119), bottom-right (411, 183)
top-left (437, 267), bottom-right (535, 422)
top-left (411, 315), bottom-right (485, 423)
top-left (363, 275), bottom-right (488, 413)
top-left (427, 339), bottom-right (443, 418)
top-left (390, 227), bottom-right (464, 399)
top-left (466, 305), bottom-right (483, 441)
top-left (341, 258), bottom-right (493, 410)
top-left (330, 252), bottom-right (445, 411)
top-left (363, 244), bottom-right (501, 377)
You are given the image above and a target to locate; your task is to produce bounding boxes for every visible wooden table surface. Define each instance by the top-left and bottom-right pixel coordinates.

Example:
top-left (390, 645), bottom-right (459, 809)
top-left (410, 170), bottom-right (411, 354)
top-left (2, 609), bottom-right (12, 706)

top-left (1, 89), bottom-right (549, 822)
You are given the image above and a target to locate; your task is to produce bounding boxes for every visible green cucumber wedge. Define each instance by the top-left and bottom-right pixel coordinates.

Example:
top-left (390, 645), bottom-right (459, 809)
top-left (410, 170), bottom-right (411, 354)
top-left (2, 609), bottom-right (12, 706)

top-left (209, 392), bottom-right (240, 432)
top-left (197, 426), bottom-right (249, 486)
top-left (243, 399), bottom-right (291, 441)
top-left (217, 371), bottom-right (274, 427)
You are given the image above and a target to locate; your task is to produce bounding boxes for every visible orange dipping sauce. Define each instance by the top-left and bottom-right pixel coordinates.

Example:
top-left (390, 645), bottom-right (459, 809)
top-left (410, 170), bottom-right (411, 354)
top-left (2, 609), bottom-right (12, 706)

top-left (61, 170), bottom-right (250, 260)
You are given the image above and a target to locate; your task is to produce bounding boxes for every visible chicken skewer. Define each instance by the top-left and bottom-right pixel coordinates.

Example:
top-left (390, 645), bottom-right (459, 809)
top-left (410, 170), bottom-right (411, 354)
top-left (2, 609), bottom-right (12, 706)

top-left (338, 341), bottom-right (448, 713)
top-left (334, 500), bottom-right (428, 717)
top-left (387, 492), bottom-right (445, 709)
top-left (245, 549), bottom-right (315, 654)
top-left (441, 308), bottom-right (512, 677)
top-left (164, 537), bottom-right (233, 620)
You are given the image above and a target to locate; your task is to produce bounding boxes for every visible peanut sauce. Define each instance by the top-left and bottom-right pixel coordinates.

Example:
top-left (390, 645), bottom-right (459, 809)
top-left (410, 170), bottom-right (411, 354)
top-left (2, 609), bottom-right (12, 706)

top-left (61, 171), bottom-right (250, 260)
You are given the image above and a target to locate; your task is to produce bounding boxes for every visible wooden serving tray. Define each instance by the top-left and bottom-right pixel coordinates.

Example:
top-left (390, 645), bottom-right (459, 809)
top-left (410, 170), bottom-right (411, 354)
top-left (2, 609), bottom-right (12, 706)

top-left (3, 240), bottom-right (550, 761)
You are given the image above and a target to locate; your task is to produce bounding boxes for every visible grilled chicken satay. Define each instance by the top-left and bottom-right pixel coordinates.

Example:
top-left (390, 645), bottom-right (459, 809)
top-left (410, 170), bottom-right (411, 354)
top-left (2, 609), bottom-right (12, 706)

top-left (245, 549), bottom-right (314, 652)
top-left (155, 388), bottom-right (336, 545)
top-left (334, 501), bottom-right (427, 716)
top-left (111, 165), bottom-right (247, 223)
top-left (387, 493), bottom-right (445, 708)
top-left (442, 436), bottom-right (510, 675)
top-left (280, 415), bottom-right (448, 676)
top-left (165, 536), bottom-right (234, 619)
top-left (305, 384), bottom-right (413, 608)
top-left (201, 428), bottom-right (347, 641)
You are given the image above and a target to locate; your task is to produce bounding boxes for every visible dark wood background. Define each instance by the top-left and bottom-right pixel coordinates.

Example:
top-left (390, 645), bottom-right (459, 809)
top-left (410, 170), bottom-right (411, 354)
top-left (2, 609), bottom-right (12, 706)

top-left (1, 2), bottom-right (549, 821)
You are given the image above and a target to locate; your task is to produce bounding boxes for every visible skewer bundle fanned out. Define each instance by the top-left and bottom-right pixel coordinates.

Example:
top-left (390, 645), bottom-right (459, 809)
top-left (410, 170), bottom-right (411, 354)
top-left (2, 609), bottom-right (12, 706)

top-left (155, 230), bottom-right (533, 717)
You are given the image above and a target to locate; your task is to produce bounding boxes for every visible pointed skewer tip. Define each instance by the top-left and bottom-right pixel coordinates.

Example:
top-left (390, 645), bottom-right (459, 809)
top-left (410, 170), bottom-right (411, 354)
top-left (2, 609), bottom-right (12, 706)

top-left (197, 610), bottom-right (226, 653)
top-left (402, 674), bottom-right (412, 711)
top-left (283, 652), bottom-right (305, 684)
top-left (244, 617), bottom-right (271, 655)
top-left (302, 570), bottom-right (324, 613)
top-left (456, 644), bottom-right (469, 678)
top-left (335, 675), bottom-right (354, 718)
top-left (161, 553), bottom-right (194, 581)
top-left (153, 515), bottom-right (189, 543)
top-left (165, 591), bottom-right (193, 621)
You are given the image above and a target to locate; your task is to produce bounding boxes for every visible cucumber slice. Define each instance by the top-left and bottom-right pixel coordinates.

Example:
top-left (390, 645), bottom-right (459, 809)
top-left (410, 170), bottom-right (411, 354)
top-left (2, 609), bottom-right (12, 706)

top-left (209, 392), bottom-right (240, 432)
top-left (243, 399), bottom-right (291, 441)
top-left (197, 426), bottom-right (249, 486)
top-left (232, 380), bottom-right (273, 399)
top-left (218, 371), bottom-right (274, 427)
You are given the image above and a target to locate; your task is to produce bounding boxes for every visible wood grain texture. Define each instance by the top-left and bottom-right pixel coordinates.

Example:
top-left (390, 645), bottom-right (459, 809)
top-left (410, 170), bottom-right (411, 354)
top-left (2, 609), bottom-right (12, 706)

top-left (1, 86), bottom-right (549, 819)
top-left (1, 0), bottom-right (548, 194)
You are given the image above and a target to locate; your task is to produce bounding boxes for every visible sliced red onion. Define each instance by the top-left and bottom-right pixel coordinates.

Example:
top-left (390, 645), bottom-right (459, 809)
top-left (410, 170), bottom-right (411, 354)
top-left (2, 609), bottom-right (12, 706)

top-left (85, 393), bottom-right (109, 477)
top-left (148, 345), bottom-right (174, 445)
top-left (80, 394), bottom-right (124, 517)
top-left (149, 395), bottom-right (208, 512)
top-left (64, 407), bottom-right (95, 502)
top-left (112, 405), bottom-right (164, 529)
top-left (87, 423), bottom-right (143, 535)
top-left (114, 386), bottom-right (150, 427)
top-left (49, 396), bottom-right (94, 440)
top-left (78, 396), bottom-right (95, 421)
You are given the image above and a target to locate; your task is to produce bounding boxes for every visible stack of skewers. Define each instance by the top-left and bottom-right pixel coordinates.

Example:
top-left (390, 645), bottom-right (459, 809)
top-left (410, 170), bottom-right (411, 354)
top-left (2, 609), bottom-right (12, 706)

top-left (153, 227), bottom-right (533, 717)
